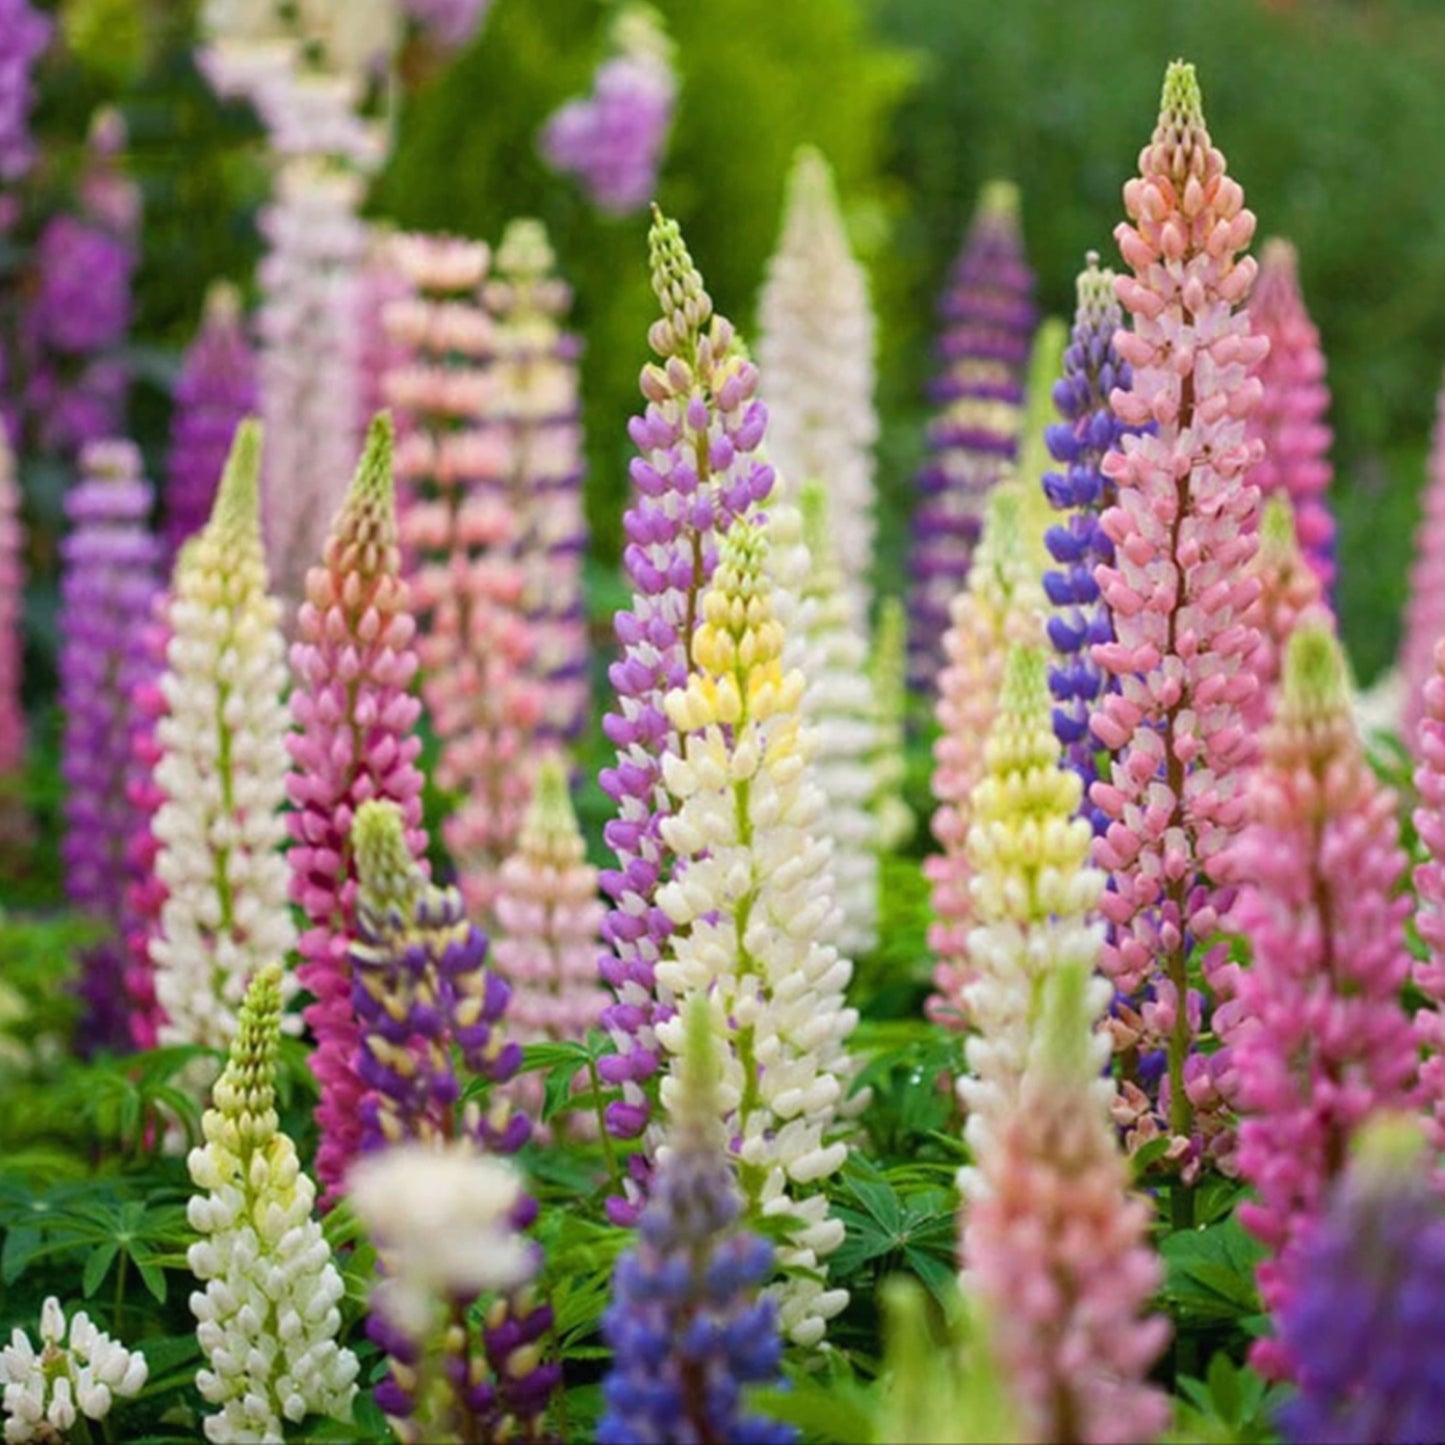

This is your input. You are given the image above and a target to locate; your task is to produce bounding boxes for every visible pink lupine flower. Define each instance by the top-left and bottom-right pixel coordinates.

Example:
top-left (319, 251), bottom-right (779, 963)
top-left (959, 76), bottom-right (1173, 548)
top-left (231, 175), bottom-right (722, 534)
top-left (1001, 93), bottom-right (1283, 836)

top-left (1399, 367), bottom-right (1445, 752)
top-left (1245, 238), bottom-right (1334, 591)
top-left (1225, 622), bottom-right (1417, 1382)
top-left (1412, 633), bottom-right (1445, 1158)
top-left (286, 414), bottom-right (428, 1204)
top-left (1090, 60), bottom-right (1267, 1172)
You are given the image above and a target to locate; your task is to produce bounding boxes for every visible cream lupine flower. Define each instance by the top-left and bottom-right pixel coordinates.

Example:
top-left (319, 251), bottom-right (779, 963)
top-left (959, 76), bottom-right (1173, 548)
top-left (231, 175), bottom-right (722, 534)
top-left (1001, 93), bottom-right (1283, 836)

top-left (2, 1298), bottom-right (147, 1445)
top-left (152, 422), bottom-right (297, 1049)
top-left (656, 518), bottom-right (859, 1350)
top-left (758, 146), bottom-right (878, 633)
top-left (186, 963), bottom-right (358, 1443)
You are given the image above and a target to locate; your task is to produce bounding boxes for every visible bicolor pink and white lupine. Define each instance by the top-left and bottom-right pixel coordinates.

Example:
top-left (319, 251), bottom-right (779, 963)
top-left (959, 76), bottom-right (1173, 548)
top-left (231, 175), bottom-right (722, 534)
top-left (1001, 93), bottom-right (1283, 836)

top-left (1412, 633), bottom-right (1445, 1160)
top-left (1400, 367), bottom-right (1445, 751)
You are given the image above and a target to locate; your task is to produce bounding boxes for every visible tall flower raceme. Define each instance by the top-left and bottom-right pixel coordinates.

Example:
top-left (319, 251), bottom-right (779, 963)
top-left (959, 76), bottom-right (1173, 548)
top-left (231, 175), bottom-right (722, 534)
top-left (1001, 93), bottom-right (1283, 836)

top-left (758, 145), bottom-right (879, 633)
top-left (908, 179), bottom-right (1037, 691)
top-left (1240, 495), bottom-right (1325, 731)
top-left (1041, 253), bottom-right (1146, 832)
top-left (1398, 368), bottom-right (1445, 751)
top-left (597, 209), bottom-right (774, 1220)
top-left (0, 429), bottom-right (24, 814)
top-left (1273, 1118), bottom-right (1445, 1445)
top-left (492, 757), bottom-right (608, 1126)
top-left (186, 963), bottom-right (359, 1444)
top-left (1245, 237), bottom-right (1334, 591)
top-left (349, 799), bottom-right (558, 1440)
top-left (1090, 60), bottom-right (1267, 1186)
top-left (656, 519), bottom-right (858, 1350)
top-left (164, 282), bottom-right (258, 562)
top-left (926, 483), bottom-right (1044, 1030)
top-left (1221, 622), bottom-right (1418, 1382)
top-left (0, 0), bottom-right (51, 185)
top-left (599, 995), bottom-right (797, 1445)
top-left (797, 481), bottom-right (880, 959)
top-left (540, 4), bottom-right (676, 217)
top-left (870, 595), bottom-right (915, 851)
top-left (59, 441), bottom-right (160, 963)
top-left (287, 414), bottom-right (428, 1204)
top-left (1, 1297), bottom-right (147, 1445)
top-left (151, 422), bottom-right (297, 1051)
top-left (382, 230), bottom-right (543, 924)
top-left (1013, 317), bottom-right (1068, 567)
top-left (1413, 635), bottom-right (1445, 1158)
top-left (484, 218), bottom-right (591, 744)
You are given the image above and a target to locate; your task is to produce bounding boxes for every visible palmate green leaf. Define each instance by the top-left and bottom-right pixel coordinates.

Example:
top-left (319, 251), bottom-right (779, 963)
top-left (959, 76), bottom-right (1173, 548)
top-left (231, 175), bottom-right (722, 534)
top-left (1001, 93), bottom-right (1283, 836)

top-left (1161, 1216), bottom-right (1266, 1326)
top-left (2, 1226), bottom-right (42, 1284)
top-left (82, 1239), bottom-right (120, 1297)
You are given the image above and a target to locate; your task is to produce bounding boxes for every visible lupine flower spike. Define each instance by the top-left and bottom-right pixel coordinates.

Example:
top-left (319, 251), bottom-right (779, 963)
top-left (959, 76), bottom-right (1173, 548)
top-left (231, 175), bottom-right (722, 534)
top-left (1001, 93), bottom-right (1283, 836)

top-left (1274, 1117), bottom-right (1445, 1445)
top-left (1091, 60), bottom-right (1267, 1183)
top-left (1412, 629), bottom-right (1445, 1156)
top-left (186, 963), bottom-right (359, 1443)
top-left (151, 421), bottom-right (295, 1051)
top-left (1399, 367), bottom-right (1445, 750)
top-left (597, 208), bottom-right (774, 1219)
top-left (1, 1297), bottom-right (147, 1445)
top-left (871, 595), bottom-right (915, 851)
top-left (350, 799), bottom-right (558, 1438)
top-left (1224, 623), bottom-right (1417, 1381)
top-left (599, 995), bottom-right (797, 1445)
top-left (758, 146), bottom-right (879, 632)
top-left (657, 518), bottom-right (858, 1349)
top-left (486, 218), bottom-right (591, 744)
top-left (0, 430), bottom-right (25, 836)
top-left (165, 282), bottom-right (259, 562)
top-left (1042, 253), bottom-right (1146, 831)
top-left (1246, 237), bottom-right (1335, 590)
top-left (926, 484), bottom-right (1044, 1029)
top-left (287, 414), bottom-right (428, 1203)
top-left (1013, 316), bottom-right (1067, 567)
top-left (0, 0), bottom-right (51, 184)
top-left (908, 179), bottom-right (1037, 689)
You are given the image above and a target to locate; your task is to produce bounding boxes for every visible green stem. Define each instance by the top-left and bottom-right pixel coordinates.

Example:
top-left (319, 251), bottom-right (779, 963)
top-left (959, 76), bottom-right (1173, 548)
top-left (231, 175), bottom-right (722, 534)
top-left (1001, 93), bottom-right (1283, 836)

top-left (112, 1251), bottom-right (128, 1338)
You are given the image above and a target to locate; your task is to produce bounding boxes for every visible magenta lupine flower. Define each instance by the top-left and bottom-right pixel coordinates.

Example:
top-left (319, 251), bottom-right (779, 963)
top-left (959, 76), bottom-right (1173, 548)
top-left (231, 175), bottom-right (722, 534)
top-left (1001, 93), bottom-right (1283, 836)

top-left (382, 231), bottom-right (543, 926)
top-left (164, 283), bottom-right (258, 562)
top-left (540, 5), bottom-right (676, 217)
top-left (286, 414), bottom-right (429, 1205)
top-left (598, 208), bottom-right (773, 1222)
top-left (908, 180), bottom-right (1037, 692)
top-left (1246, 238), bottom-right (1334, 591)
top-left (0, 430), bottom-right (24, 790)
top-left (0, 0), bottom-right (51, 183)
top-left (1223, 623), bottom-right (1417, 1383)
top-left (1042, 252), bottom-right (1147, 832)
top-left (1399, 368), bottom-right (1445, 751)
top-left (1088, 61), bottom-right (1267, 1177)
top-left (485, 219), bottom-right (592, 745)
top-left (1411, 633), bottom-right (1445, 1158)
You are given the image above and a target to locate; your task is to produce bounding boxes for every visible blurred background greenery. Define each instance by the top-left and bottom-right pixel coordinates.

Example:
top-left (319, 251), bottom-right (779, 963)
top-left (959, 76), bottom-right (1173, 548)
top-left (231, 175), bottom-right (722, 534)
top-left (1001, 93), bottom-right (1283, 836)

top-left (30, 0), bottom-right (1445, 687)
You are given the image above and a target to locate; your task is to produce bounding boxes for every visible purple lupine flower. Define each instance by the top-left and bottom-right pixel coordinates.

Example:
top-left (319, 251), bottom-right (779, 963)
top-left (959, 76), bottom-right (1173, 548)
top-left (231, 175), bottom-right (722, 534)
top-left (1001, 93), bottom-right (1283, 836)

top-left (401, 0), bottom-right (492, 49)
top-left (599, 997), bottom-right (796, 1445)
top-left (1275, 1120), bottom-right (1445, 1445)
top-left (908, 180), bottom-right (1036, 692)
top-left (350, 799), bottom-right (560, 1441)
top-left (27, 215), bottom-right (133, 356)
top-left (1042, 252), bottom-right (1146, 833)
top-left (59, 440), bottom-right (161, 1049)
top-left (164, 283), bottom-right (258, 562)
top-left (540, 5), bottom-right (675, 217)
top-left (598, 208), bottom-right (773, 1223)
top-left (0, 0), bottom-right (51, 183)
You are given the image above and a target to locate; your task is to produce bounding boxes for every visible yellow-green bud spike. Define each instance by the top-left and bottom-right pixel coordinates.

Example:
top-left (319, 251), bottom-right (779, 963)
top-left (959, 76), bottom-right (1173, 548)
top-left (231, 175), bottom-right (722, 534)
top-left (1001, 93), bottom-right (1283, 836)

top-left (209, 418), bottom-right (263, 539)
top-left (353, 799), bottom-right (423, 926)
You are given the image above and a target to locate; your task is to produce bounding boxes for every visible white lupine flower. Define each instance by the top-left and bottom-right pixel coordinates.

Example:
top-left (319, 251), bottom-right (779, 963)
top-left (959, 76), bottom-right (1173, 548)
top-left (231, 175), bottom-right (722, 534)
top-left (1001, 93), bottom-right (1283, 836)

top-left (1, 1297), bottom-right (147, 1444)
top-left (187, 965), bottom-right (358, 1443)
top-left (152, 424), bottom-right (297, 1052)
top-left (757, 146), bottom-right (878, 634)
top-left (654, 518), bottom-right (859, 1349)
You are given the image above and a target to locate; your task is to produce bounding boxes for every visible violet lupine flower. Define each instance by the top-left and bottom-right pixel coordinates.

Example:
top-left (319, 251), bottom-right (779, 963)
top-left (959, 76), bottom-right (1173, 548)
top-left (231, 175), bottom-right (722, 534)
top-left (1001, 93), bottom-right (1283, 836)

top-left (599, 996), bottom-right (797, 1445)
top-left (1274, 1119), bottom-right (1445, 1445)
top-left (1399, 367), bottom-right (1445, 752)
top-left (598, 208), bottom-right (774, 1223)
top-left (1246, 238), bottom-right (1335, 592)
top-left (0, 429), bottom-right (24, 790)
top-left (908, 179), bottom-right (1037, 692)
top-left (350, 799), bottom-right (560, 1442)
top-left (540, 5), bottom-right (676, 217)
top-left (164, 282), bottom-right (258, 562)
top-left (1222, 623), bottom-right (1418, 1382)
top-left (485, 218), bottom-right (592, 745)
top-left (0, 0), bottom-right (51, 183)
top-left (286, 414), bottom-right (429, 1205)
top-left (1041, 252), bottom-right (1145, 833)
top-left (381, 230), bottom-right (544, 927)
top-left (1089, 61), bottom-right (1267, 1182)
